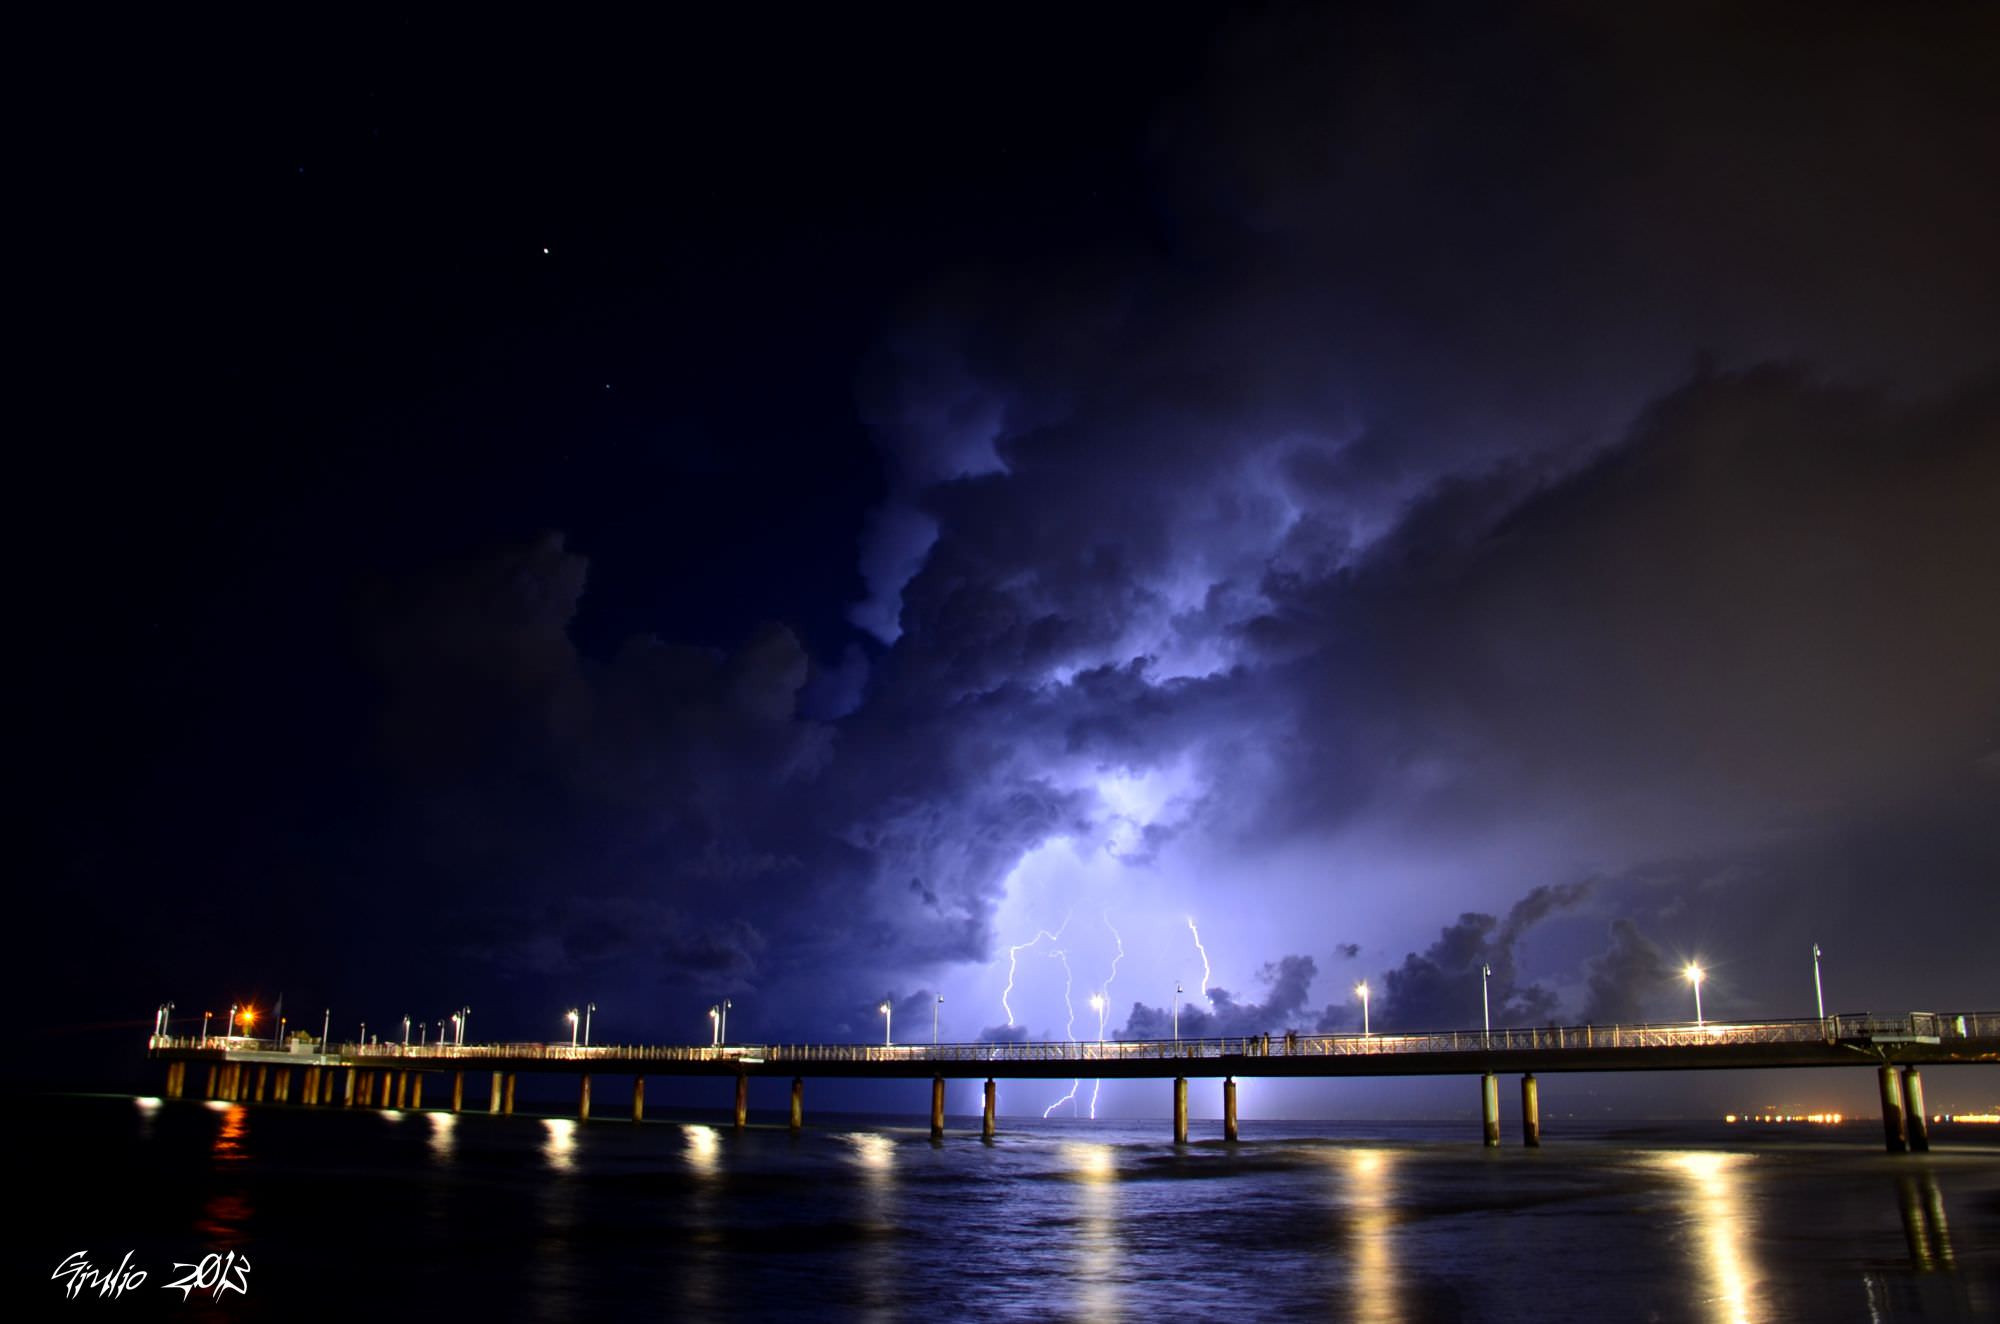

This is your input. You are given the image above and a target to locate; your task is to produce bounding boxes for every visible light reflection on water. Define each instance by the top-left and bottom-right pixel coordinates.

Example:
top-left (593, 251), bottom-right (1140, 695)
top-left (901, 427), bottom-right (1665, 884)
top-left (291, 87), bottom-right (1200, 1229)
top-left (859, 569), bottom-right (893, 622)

top-left (1653, 1150), bottom-right (1763, 1324)
top-left (841, 1132), bottom-right (898, 1322)
top-left (41, 1099), bottom-right (2000, 1319)
top-left (541, 1117), bottom-right (578, 1172)
top-left (426, 1112), bottom-right (456, 1161)
top-left (1341, 1147), bottom-right (1399, 1324)
top-left (1062, 1142), bottom-right (1120, 1319)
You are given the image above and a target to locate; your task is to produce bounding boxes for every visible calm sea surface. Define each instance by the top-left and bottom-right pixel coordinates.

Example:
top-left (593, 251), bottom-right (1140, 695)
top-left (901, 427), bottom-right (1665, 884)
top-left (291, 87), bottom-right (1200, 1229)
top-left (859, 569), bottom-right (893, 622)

top-left (18, 1093), bottom-right (1999, 1321)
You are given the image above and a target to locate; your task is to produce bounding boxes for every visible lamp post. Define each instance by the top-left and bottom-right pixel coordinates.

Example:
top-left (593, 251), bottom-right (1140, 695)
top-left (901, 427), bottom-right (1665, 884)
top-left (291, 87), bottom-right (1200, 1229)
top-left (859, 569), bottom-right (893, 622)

top-left (1685, 962), bottom-right (1705, 1027)
top-left (708, 1006), bottom-right (719, 1048)
top-left (419, 1022), bottom-right (427, 1045)
top-left (448, 1013), bottom-right (458, 1047)
top-left (278, 1016), bottom-right (286, 1049)
top-left (1173, 982), bottom-right (1183, 1042)
top-left (719, 999), bottom-right (729, 1045)
top-left (202, 1011), bottom-right (213, 1044)
top-left (459, 1007), bottom-right (470, 1046)
top-left (227, 1004), bottom-right (238, 1043)
top-left (239, 1007), bottom-right (255, 1039)
top-left (585, 1002), bottom-right (596, 1047)
top-left (933, 994), bottom-right (944, 1047)
top-left (1089, 993), bottom-right (1105, 1045)
top-left (360, 1021), bottom-right (368, 1046)
top-left (321, 1009), bottom-right (330, 1048)
top-left (403, 1016), bottom-right (411, 1047)
top-left (1812, 944), bottom-right (1824, 1021)
top-left (1356, 981), bottom-right (1371, 1037)
top-left (1481, 963), bottom-right (1492, 1043)
top-left (879, 1000), bottom-right (892, 1047)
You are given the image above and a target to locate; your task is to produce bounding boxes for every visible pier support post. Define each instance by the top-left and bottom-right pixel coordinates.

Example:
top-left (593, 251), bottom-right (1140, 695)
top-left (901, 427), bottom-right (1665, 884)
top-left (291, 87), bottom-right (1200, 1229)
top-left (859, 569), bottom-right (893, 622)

top-left (1902, 1068), bottom-right (1930, 1153)
top-left (1224, 1077), bottom-right (1239, 1142)
top-left (343, 1068), bottom-right (357, 1107)
top-left (734, 1074), bottom-right (749, 1129)
top-left (790, 1077), bottom-right (803, 1131)
top-left (982, 1079), bottom-right (996, 1141)
top-left (203, 1065), bottom-right (216, 1099)
top-left (579, 1074), bottom-right (592, 1120)
top-left (503, 1073), bottom-right (516, 1115)
top-left (277, 1069), bottom-right (290, 1102)
top-left (1482, 1073), bottom-right (1501, 1148)
top-left (396, 1072), bottom-right (410, 1108)
top-left (410, 1074), bottom-right (423, 1109)
top-left (1879, 1065), bottom-right (1908, 1153)
top-left (1173, 1077), bottom-right (1189, 1145)
top-left (931, 1076), bottom-right (946, 1139)
top-left (1521, 1074), bottom-right (1541, 1148)
top-left (632, 1076), bottom-right (646, 1122)
top-left (255, 1066), bottom-right (268, 1102)
top-left (490, 1072), bottom-right (503, 1114)
top-left (169, 1061), bottom-right (184, 1099)
top-left (452, 1072), bottom-right (464, 1113)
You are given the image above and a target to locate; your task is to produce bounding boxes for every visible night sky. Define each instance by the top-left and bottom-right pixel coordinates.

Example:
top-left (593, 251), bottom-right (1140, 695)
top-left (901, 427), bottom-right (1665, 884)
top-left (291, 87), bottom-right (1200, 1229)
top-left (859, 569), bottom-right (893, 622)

top-left (21, 6), bottom-right (1999, 1114)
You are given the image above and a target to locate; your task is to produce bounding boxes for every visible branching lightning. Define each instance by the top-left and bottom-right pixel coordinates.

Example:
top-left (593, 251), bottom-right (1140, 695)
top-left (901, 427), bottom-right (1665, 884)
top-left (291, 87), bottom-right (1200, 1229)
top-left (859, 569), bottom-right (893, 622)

top-left (1187, 916), bottom-right (1213, 1005)
top-left (1042, 947), bottom-right (1081, 1118)
top-left (1001, 913), bottom-right (1071, 1027)
top-left (1088, 910), bottom-right (1125, 1119)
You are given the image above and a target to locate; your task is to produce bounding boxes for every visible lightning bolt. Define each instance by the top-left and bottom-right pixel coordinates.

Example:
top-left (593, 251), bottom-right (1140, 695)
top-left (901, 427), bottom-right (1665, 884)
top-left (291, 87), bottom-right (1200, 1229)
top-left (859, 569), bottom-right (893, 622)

top-left (1042, 947), bottom-right (1081, 1118)
top-left (1089, 910), bottom-right (1124, 1120)
top-left (1187, 916), bottom-right (1213, 1005)
top-left (1001, 913), bottom-right (1071, 1027)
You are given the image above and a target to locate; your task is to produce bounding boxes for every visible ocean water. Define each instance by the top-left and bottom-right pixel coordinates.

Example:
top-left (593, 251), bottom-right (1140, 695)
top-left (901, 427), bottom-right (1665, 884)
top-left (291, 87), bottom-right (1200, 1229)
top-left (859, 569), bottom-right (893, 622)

top-left (19, 1094), bottom-right (1999, 1321)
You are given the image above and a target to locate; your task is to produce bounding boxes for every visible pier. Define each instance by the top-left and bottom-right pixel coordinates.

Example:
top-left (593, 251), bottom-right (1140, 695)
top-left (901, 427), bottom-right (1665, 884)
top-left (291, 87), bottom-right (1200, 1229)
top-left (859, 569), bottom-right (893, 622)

top-left (149, 1010), bottom-right (1998, 1151)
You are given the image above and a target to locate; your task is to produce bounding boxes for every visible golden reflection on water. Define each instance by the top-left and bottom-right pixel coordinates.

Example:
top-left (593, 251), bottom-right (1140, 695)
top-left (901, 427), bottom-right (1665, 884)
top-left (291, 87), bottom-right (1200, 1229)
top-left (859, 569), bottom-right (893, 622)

top-left (426, 1112), bottom-right (457, 1161)
top-left (1896, 1172), bottom-right (1956, 1271)
top-left (541, 1118), bottom-right (577, 1172)
top-left (1653, 1151), bottom-right (1763, 1324)
top-left (211, 1105), bottom-right (248, 1163)
top-left (1341, 1148), bottom-right (1398, 1324)
top-left (1062, 1143), bottom-right (1121, 1318)
top-left (683, 1124), bottom-right (721, 1176)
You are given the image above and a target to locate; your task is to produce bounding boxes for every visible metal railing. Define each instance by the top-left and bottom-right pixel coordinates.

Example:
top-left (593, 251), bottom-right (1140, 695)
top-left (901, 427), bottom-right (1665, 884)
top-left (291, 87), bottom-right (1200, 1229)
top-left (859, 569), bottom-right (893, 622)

top-left (147, 1011), bottom-right (1998, 1065)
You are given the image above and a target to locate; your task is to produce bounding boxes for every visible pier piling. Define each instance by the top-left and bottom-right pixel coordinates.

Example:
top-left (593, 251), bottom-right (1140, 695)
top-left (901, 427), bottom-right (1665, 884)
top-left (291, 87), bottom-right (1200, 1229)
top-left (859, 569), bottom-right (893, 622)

top-left (1173, 1077), bottom-right (1189, 1144)
top-left (1482, 1073), bottom-right (1501, 1147)
top-left (1902, 1068), bottom-right (1929, 1153)
top-left (982, 1079), bottom-right (996, 1141)
top-left (790, 1077), bottom-right (803, 1131)
top-left (931, 1075), bottom-right (946, 1139)
top-left (1521, 1074), bottom-right (1541, 1147)
top-left (1879, 1065), bottom-right (1908, 1153)
top-left (1224, 1076), bottom-right (1239, 1142)
top-left (633, 1076), bottom-right (646, 1122)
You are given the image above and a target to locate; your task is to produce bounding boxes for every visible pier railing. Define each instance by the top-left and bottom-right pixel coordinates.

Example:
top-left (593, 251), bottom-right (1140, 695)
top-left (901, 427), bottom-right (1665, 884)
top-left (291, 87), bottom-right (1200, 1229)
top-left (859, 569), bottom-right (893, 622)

top-left (149, 1010), bottom-right (1996, 1064)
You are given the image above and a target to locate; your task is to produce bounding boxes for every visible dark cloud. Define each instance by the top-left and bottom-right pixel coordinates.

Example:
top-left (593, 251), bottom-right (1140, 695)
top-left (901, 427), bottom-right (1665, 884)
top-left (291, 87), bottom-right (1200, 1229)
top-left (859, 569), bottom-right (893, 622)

top-left (1375, 884), bottom-right (1590, 1030)
top-left (1581, 920), bottom-right (1676, 1025)
top-left (1120, 955), bottom-right (1320, 1038)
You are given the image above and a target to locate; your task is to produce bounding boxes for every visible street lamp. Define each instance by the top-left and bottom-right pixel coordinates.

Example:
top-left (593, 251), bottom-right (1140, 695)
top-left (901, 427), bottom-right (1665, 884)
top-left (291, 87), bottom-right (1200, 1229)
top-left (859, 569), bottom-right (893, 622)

top-left (1089, 992), bottom-right (1106, 1045)
top-left (1356, 981), bottom-right (1371, 1036)
top-left (719, 998), bottom-right (730, 1045)
top-left (1812, 944), bottom-right (1825, 1021)
top-left (403, 1016), bottom-right (411, 1047)
top-left (879, 1000), bottom-right (892, 1047)
top-left (361, 1021), bottom-right (368, 1046)
top-left (586, 1002), bottom-right (596, 1047)
top-left (933, 994), bottom-right (944, 1047)
top-left (321, 1009), bottom-right (330, 1048)
top-left (708, 1005), bottom-right (720, 1048)
top-left (202, 1011), bottom-right (213, 1044)
top-left (419, 1021), bottom-right (427, 1045)
top-left (1173, 982), bottom-right (1183, 1042)
top-left (1685, 962), bottom-right (1706, 1027)
top-left (226, 1004), bottom-right (238, 1043)
top-left (448, 1013), bottom-right (458, 1047)
top-left (239, 1007), bottom-right (256, 1038)
top-left (459, 1007), bottom-right (470, 1046)
top-left (567, 1009), bottom-right (579, 1049)
top-left (1481, 963), bottom-right (1492, 1043)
